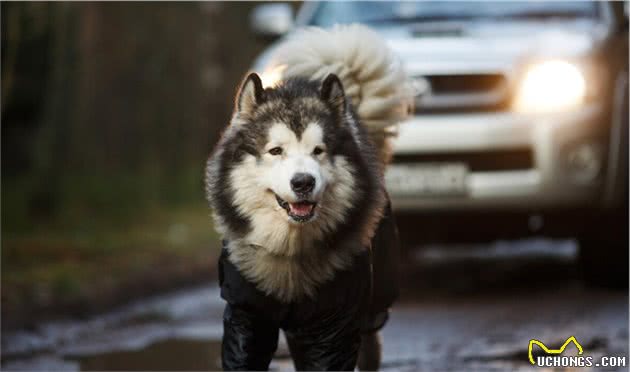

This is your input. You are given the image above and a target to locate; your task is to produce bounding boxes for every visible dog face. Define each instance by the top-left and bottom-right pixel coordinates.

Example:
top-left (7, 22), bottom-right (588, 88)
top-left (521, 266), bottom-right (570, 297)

top-left (206, 72), bottom-right (384, 256)
top-left (225, 73), bottom-right (356, 227)
top-left (262, 121), bottom-right (328, 223)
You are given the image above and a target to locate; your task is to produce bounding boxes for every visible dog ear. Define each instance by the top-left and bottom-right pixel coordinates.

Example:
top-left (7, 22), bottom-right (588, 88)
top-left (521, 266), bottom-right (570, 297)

top-left (320, 74), bottom-right (347, 115)
top-left (235, 72), bottom-right (265, 117)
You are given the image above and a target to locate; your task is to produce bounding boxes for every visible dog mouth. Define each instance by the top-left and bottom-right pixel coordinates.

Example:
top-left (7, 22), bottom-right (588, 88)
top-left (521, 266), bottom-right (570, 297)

top-left (275, 194), bottom-right (317, 223)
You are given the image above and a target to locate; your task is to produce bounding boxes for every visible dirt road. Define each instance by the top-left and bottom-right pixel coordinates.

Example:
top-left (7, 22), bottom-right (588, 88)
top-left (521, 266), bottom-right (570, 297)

top-left (3, 239), bottom-right (628, 371)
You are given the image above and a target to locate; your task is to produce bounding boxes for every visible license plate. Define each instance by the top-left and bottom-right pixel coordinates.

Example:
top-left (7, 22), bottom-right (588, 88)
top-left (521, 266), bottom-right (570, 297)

top-left (385, 163), bottom-right (468, 195)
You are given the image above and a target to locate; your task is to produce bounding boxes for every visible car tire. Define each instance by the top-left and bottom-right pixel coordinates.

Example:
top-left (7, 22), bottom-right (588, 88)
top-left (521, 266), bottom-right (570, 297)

top-left (577, 210), bottom-right (629, 289)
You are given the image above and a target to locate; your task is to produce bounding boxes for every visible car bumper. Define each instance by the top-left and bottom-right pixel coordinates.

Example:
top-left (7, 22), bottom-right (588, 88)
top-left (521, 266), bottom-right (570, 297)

top-left (387, 103), bottom-right (609, 211)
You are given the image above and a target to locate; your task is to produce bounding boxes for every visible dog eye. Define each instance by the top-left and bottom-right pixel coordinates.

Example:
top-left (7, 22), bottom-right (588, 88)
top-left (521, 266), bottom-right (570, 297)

top-left (268, 147), bottom-right (283, 156)
top-left (312, 147), bottom-right (324, 156)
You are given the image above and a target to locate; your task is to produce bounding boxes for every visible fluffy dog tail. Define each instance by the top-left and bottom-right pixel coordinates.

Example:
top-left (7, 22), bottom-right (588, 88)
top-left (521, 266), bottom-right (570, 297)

top-left (261, 24), bottom-right (414, 161)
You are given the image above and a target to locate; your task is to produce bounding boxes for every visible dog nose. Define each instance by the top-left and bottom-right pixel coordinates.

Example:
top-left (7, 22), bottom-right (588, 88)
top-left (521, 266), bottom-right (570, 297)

top-left (290, 173), bottom-right (315, 194)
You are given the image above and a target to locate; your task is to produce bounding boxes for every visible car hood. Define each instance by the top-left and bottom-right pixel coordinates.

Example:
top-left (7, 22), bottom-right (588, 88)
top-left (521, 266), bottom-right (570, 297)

top-left (378, 19), bottom-right (608, 75)
top-left (252, 19), bottom-right (608, 76)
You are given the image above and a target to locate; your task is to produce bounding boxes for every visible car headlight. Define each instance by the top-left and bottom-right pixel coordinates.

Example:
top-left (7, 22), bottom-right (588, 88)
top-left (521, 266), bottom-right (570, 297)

top-left (513, 60), bottom-right (586, 114)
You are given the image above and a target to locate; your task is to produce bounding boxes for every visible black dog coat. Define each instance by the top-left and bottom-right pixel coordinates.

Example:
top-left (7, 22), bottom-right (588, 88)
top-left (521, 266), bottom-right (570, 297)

top-left (219, 201), bottom-right (399, 371)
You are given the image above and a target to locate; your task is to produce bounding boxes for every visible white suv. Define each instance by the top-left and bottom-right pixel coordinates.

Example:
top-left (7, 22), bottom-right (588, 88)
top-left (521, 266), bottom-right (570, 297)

top-left (250, 1), bottom-right (629, 286)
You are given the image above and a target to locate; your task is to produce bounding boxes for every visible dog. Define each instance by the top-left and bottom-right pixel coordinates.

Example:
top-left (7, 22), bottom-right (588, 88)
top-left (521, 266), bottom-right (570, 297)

top-left (206, 25), bottom-right (411, 371)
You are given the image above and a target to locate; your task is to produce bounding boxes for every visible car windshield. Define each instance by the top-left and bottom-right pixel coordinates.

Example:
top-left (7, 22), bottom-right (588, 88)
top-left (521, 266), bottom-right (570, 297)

top-left (309, 1), bottom-right (599, 27)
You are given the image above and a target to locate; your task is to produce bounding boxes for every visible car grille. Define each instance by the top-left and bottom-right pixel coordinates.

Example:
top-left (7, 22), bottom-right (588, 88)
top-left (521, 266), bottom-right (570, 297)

top-left (414, 73), bottom-right (510, 114)
top-left (392, 148), bottom-right (534, 172)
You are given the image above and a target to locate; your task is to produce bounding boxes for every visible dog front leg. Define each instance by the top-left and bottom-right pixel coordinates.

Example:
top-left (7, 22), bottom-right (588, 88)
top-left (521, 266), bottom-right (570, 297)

top-left (222, 304), bottom-right (279, 371)
top-left (284, 310), bottom-right (362, 371)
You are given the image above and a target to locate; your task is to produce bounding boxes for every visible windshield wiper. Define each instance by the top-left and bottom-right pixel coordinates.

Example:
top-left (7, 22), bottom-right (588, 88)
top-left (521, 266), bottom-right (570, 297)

top-left (366, 14), bottom-right (487, 24)
top-left (364, 10), bottom-right (590, 24)
top-left (500, 10), bottom-right (591, 20)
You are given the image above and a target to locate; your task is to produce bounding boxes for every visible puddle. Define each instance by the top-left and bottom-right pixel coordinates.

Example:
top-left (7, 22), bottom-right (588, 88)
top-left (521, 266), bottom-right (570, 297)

top-left (3, 241), bottom-right (627, 372)
top-left (72, 339), bottom-right (222, 371)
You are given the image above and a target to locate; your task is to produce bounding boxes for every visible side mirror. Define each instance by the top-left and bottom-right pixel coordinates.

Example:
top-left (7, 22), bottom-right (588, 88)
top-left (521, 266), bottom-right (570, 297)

top-left (250, 3), bottom-right (294, 38)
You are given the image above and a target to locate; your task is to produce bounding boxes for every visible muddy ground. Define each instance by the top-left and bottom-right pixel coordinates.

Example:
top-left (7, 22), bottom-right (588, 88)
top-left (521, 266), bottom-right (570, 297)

top-left (2, 239), bottom-right (628, 371)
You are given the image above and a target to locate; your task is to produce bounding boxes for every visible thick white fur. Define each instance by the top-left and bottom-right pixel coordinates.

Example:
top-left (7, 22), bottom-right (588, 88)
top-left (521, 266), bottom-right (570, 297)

top-left (226, 123), bottom-right (361, 301)
top-left (228, 123), bottom-right (357, 255)
top-left (266, 24), bottom-right (413, 136)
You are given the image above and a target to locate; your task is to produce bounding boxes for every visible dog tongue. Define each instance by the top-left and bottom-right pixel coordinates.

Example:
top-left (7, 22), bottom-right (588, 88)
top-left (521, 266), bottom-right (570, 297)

top-left (289, 202), bottom-right (313, 216)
